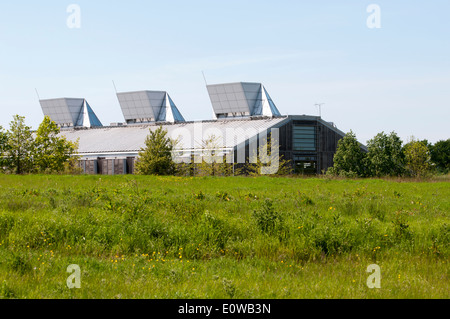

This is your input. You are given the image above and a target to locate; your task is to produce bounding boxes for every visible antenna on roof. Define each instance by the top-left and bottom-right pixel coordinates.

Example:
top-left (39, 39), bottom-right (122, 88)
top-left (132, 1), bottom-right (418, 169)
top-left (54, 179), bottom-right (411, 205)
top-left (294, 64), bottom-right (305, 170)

top-left (202, 71), bottom-right (208, 86)
top-left (112, 80), bottom-right (118, 93)
top-left (35, 88), bottom-right (41, 101)
top-left (315, 103), bottom-right (324, 118)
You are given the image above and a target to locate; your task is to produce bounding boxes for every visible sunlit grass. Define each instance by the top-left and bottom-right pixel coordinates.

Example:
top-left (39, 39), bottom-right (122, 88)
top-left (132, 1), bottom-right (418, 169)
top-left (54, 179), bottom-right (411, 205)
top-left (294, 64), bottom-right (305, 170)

top-left (0, 174), bottom-right (448, 299)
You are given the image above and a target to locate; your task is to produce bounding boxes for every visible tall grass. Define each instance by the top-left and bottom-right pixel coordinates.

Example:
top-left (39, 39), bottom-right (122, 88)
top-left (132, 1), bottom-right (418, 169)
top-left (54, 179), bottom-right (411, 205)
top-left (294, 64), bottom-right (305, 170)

top-left (0, 174), bottom-right (448, 298)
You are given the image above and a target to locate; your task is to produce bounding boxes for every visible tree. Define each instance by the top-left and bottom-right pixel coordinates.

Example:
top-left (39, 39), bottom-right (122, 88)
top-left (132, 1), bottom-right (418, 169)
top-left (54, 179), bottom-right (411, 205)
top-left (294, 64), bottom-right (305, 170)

top-left (246, 132), bottom-right (292, 176)
top-left (33, 116), bottom-right (79, 173)
top-left (5, 115), bottom-right (35, 174)
top-left (135, 126), bottom-right (176, 176)
top-left (403, 139), bottom-right (431, 177)
top-left (430, 139), bottom-right (450, 173)
top-left (0, 126), bottom-right (10, 171)
top-left (195, 134), bottom-right (236, 177)
top-left (196, 134), bottom-right (221, 176)
top-left (328, 130), bottom-right (366, 177)
top-left (366, 131), bottom-right (405, 177)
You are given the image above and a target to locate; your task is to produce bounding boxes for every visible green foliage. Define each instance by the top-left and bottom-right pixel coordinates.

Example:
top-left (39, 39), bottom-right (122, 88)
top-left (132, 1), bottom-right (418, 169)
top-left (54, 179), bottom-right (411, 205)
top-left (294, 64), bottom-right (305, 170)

top-left (5, 115), bottom-right (34, 174)
top-left (329, 130), bottom-right (367, 177)
top-left (0, 175), bottom-right (448, 298)
top-left (366, 131), bottom-right (405, 177)
top-left (135, 126), bottom-right (176, 176)
top-left (430, 139), bottom-right (450, 173)
top-left (246, 133), bottom-right (292, 176)
top-left (403, 139), bottom-right (431, 177)
top-left (33, 116), bottom-right (79, 174)
top-left (252, 199), bottom-right (284, 235)
top-left (0, 126), bottom-right (9, 171)
top-left (196, 135), bottom-right (232, 177)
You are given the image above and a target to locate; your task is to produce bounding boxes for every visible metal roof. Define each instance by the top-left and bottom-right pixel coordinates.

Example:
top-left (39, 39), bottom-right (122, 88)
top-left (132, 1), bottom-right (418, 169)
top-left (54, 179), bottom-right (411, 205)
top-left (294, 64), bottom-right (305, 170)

top-left (60, 116), bottom-right (290, 157)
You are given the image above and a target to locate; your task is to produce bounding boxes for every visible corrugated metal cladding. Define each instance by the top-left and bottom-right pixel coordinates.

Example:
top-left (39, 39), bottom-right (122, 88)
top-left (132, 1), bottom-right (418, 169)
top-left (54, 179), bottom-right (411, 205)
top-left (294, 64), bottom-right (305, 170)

top-left (64, 115), bottom-right (358, 175)
top-left (61, 117), bottom-right (289, 155)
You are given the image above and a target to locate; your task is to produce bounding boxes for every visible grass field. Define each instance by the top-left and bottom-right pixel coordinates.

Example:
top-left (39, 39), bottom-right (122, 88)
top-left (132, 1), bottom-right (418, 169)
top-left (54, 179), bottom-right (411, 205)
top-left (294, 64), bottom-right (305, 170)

top-left (0, 174), bottom-right (448, 299)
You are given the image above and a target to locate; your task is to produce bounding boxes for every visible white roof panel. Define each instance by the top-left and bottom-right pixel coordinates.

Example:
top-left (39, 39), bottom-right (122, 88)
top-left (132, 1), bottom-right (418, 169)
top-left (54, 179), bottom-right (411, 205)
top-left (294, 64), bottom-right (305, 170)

top-left (60, 117), bottom-right (289, 156)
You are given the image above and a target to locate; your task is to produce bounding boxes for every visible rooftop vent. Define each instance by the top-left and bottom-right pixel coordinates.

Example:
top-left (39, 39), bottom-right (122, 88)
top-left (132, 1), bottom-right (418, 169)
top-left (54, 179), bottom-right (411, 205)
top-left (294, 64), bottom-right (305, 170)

top-left (39, 98), bottom-right (103, 128)
top-left (116, 90), bottom-right (185, 124)
top-left (207, 82), bottom-right (282, 119)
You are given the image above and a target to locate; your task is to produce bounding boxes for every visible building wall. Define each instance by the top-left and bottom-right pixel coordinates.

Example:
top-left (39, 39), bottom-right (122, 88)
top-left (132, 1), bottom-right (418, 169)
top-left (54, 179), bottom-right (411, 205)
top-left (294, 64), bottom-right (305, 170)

top-left (79, 158), bottom-right (129, 175)
top-left (75, 117), bottom-right (350, 176)
top-left (276, 118), bottom-right (345, 174)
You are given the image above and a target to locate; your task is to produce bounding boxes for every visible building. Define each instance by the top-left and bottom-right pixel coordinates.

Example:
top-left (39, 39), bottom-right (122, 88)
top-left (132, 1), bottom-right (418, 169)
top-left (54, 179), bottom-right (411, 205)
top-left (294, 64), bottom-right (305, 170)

top-left (40, 82), bottom-right (366, 175)
top-left (39, 98), bottom-right (103, 128)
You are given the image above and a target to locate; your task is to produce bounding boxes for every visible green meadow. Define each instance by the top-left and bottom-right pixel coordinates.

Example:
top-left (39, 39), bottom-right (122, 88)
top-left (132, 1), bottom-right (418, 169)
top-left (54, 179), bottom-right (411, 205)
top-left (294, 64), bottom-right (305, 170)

top-left (0, 174), bottom-right (448, 299)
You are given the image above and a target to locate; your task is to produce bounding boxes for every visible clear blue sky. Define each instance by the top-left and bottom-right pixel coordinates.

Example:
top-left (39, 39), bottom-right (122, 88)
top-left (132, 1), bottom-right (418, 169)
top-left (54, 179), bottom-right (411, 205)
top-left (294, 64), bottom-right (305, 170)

top-left (1, 0), bottom-right (449, 144)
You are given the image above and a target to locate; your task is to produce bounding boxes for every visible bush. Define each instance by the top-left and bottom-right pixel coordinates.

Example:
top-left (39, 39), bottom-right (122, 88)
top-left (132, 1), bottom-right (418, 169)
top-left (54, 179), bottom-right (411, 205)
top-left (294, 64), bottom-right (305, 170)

top-left (252, 199), bottom-right (284, 236)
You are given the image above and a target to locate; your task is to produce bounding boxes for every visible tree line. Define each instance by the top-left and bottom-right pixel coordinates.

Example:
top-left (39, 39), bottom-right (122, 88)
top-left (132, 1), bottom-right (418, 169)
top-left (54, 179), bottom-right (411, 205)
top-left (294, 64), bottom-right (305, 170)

top-left (135, 127), bottom-right (449, 178)
top-left (328, 130), bottom-right (449, 178)
top-left (1, 115), bottom-right (448, 178)
top-left (134, 126), bottom-right (292, 177)
top-left (0, 115), bottom-right (79, 174)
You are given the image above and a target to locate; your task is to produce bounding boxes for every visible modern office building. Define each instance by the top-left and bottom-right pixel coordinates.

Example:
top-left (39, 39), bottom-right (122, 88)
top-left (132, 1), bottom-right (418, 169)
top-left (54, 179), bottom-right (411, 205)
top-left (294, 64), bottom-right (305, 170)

top-left (40, 82), bottom-right (366, 175)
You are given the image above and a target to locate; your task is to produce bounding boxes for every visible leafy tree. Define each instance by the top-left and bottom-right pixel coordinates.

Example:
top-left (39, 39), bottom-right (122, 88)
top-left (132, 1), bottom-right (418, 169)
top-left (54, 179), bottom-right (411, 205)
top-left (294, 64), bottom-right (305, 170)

top-left (5, 115), bottom-right (35, 174)
top-left (366, 131), bottom-right (405, 177)
top-left (328, 130), bottom-right (366, 177)
top-left (195, 135), bottom-right (236, 177)
top-left (196, 135), bottom-right (221, 176)
top-left (246, 132), bottom-right (291, 176)
top-left (430, 139), bottom-right (450, 173)
top-left (135, 126), bottom-right (176, 176)
top-left (0, 126), bottom-right (10, 171)
top-left (33, 116), bottom-right (79, 173)
top-left (403, 139), bottom-right (431, 177)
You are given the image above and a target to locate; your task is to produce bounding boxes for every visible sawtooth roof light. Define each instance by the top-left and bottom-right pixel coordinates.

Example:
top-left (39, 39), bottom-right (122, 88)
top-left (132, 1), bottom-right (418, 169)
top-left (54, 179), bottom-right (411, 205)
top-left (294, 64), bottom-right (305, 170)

top-left (116, 90), bottom-right (186, 124)
top-left (39, 98), bottom-right (103, 128)
top-left (207, 82), bottom-right (282, 119)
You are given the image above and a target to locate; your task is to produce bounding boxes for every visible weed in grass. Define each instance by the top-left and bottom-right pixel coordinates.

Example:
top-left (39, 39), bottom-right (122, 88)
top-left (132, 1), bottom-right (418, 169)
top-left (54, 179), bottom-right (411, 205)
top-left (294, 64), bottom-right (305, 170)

top-left (253, 199), bottom-right (284, 236)
top-left (216, 191), bottom-right (231, 201)
top-left (193, 191), bottom-right (206, 201)
top-left (297, 192), bottom-right (314, 206)
top-left (0, 281), bottom-right (15, 299)
top-left (392, 210), bottom-right (413, 241)
top-left (222, 278), bottom-right (236, 298)
top-left (8, 253), bottom-right (32, 275)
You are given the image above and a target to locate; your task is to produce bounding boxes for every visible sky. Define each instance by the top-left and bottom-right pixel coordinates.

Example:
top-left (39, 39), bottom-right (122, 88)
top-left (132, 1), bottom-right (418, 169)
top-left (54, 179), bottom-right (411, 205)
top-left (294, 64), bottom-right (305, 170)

top-left (0, 0), bottom-right (449, 144)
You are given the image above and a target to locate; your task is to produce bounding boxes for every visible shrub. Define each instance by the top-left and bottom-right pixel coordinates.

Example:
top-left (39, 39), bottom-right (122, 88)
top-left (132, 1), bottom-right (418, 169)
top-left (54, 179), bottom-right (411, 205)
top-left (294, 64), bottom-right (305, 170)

top-left (252, 199), bottom-right (284, 236)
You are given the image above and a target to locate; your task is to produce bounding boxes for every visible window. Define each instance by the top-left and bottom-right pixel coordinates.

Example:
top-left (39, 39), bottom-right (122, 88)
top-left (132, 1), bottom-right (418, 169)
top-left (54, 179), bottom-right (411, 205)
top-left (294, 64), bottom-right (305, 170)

top-left (293, 126), bottom-right (316, 151)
